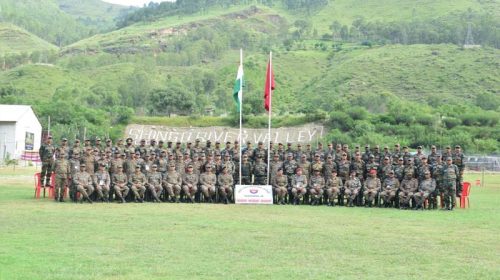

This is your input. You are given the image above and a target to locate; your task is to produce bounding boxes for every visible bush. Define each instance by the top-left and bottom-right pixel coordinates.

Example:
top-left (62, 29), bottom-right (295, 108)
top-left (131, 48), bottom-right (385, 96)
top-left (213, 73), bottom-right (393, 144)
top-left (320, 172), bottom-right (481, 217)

top-left (443, 117), bottom-right (461, 129)
top-left (328, 111), bottom-right (354, 131)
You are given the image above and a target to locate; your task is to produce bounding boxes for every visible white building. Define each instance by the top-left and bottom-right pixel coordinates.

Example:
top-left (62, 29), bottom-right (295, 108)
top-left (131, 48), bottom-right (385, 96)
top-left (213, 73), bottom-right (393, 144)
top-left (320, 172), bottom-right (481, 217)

top-left (0, 105), bottom-right (42, 162)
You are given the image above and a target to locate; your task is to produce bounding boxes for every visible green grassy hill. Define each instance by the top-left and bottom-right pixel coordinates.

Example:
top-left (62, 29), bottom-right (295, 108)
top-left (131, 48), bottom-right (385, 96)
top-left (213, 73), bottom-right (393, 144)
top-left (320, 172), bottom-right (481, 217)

top-left (0, 0), bottom-right (499, 152)
top-left (0, 23), bottom-right (57, 54)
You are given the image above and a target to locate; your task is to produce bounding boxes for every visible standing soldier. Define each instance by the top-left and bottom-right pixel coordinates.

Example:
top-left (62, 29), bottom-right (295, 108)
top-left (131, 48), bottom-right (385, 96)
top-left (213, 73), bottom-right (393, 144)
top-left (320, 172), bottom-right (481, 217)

top-left (363, 169), bottom-right (381, 207)
top-left (182, 165), bottom-right (199, 203)
top-left (147, 164), bottom-right (162, 203)
top-left (372, 145), bottom-right (381, 163)
top-left (452, 145), bottom-right (465, 196)
top-left (56, 138), bottom-right (70, 159)
top-left (378, 156), bottom-right (393, 183)
top-left (350, 153), bottom-right (365, 182)
top-left (381, 146), bottom-right (391, 164)
top-left (314, 142), bottom-right (325, 160)
top-left (413, 171), bottom-right (436, 210)
top-left (124, 138), bottom-right (136, 158)
top-left (294, 143), bottom-right (305, 162)
top-left (342, 144), bottom-right (351, 161)
top-left (192, 139), bottom-right (203, 156)
top-left (73, 163), bottom-right (94, 203)
top-left (104, 139), bottom-right (114, 154)
top-left (402, 146), bottom-right (412, 164)
top-left (69, 152), bottom-right (81, 202)
top-left (163, 164), bottom-right (182, 202)
top-left (112, 166), bottom-right (128, 203)
top-left (393, 158), bottom-right (406, 182)
top-left (156, 151), bottom-right (168, 177)
top-left (323, 155), bottom-right (337, 182)
top-left (380, 170), bottom-right (400, 208)
top-left (399, 173), bottom-right (418, 209)
top-left (337, 153), bottom-right (351, 183)
top-left (283, 153), bottom-right (297, 187)
top-left (69, 139), bottom-right (82, 159)
top-left (427, 145), bottom-right (440, 165)
top-left (200, 165), bottom-right (217, 202)
top-left (240, 154), bottom-right (253, 185)
top-left (309, 169), bottom-right (325, 205)
top-left (325, 142), bottom-right (335, 159)
top-left (311, 154), bottom-right (324, 176)
top-left (391, 144), bottom-right (402, 165)
top-left (53, 152), bottom-right (70, 202)
top-left (403, 158), bottom-right (417, 179)
top-left (221, 141), bottom-right (233, 159)
top-left (82, 148), bottom-right (96, 175)
top-left (94, 138), bottom-right (104, 154)
top-left (299, 154), bottom-right (313, 181)
top-left (253, 141), bottom-right (267, 162)
top-left (136, 139), bottom-right (148, 157)
top-left (344, 170), bottom-right (362, 207)
top-left (365, 155), bottom-right (379, 180)
top-left (253, 156), bottom-right (267, 185)
top-left (362, 145), bottom-right (371, 163)
top-left (431, 156), bottom-right (445, 209)
top-left (94, 163), bottom-right (111, 202)
top-left (414, 146), bottom-right (425, 167)
top-left (126, 152), bottom-right (141, 176)
top-left (222, 154), bottom-right (235, 180)
top-left (271, 168), bottom-right (288, 205)
top-left (115, 139), bottom-right (125, 155)
top-left (129, 166), bottom-right (146, 203)
top-left (39, 135), bottom-right (55, 187)
top-left (442, 157), bottom-right (459, 210)
top-left (218, 166), bottom-right (234, 204)
top-left (417, 156), bottom-right (431, 183)
top-left (269, 153), bottom-right (283, 184)
top-left (325, 170), bottom-right (342, 206)
top-left (291, 167), bottom-right (307, 205)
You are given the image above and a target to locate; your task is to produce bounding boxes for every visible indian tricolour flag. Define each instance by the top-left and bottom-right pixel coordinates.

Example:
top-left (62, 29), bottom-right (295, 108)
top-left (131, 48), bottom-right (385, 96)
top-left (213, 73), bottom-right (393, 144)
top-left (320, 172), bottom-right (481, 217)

top-left (233, 63), bottom-right (244, 112)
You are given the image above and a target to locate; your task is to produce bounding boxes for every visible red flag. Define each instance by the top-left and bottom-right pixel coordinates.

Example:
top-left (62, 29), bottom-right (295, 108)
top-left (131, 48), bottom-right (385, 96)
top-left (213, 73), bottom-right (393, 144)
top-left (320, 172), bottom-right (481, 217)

top-left (264, 59), bottom-right (275, 112)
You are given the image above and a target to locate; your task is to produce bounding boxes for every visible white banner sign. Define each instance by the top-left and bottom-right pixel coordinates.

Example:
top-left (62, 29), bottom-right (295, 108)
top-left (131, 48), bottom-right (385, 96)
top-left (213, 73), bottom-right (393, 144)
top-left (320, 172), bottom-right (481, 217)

top-left (234, 185), bottom-right (274, 205)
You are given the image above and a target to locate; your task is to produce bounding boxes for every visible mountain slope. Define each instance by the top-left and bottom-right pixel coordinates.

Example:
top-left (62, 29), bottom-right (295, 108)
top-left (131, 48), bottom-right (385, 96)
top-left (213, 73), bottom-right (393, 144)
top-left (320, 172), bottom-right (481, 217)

top-left (0, 23), bottom-right (57, 54)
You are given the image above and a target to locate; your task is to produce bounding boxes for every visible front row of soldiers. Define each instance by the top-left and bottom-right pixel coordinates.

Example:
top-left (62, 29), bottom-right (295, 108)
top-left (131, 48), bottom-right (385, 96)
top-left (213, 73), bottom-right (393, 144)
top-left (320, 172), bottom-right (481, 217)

top-left (270, 156), bottom-right (458, 210)
top-left (52, 151), bottom-right (235, 204)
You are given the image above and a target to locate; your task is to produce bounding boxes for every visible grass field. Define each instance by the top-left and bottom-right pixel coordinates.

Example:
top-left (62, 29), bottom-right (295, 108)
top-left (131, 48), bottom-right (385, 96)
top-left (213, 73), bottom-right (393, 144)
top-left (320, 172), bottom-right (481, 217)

top-left (0, 167), bottom-right (499, 279)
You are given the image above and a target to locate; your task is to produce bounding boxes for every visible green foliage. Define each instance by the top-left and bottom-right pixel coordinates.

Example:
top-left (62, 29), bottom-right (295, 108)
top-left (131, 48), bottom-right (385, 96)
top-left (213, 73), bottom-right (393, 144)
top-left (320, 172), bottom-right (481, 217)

top-left (149, 84), bottom-right (195, 117)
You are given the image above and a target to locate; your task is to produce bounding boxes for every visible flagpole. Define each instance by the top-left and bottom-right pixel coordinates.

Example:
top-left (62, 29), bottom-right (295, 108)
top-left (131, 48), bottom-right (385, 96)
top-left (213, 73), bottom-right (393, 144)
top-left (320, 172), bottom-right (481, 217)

top-left (266, 51), bottom-right (272, 185)
top-left (239, 48), bottom-right (243, 186)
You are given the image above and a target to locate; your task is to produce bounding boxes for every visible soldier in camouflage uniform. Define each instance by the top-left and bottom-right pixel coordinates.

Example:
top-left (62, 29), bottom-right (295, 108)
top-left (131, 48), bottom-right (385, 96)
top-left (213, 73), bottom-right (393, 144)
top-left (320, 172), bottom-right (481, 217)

top-left (56, 138), bottom-right (70, 159)
top-left (253, 156), bottom-right (267, 185)
top-left (344, 170), bottom-right (362, 207)
top-left (337, 153), bottom-right (351, 183)
top-left (82, 148), bottom-right (96, 175)
top-left (182, 165), bottom-right (199, 203)
top-left (269, 153), bottom-right (283, 184)
top-left (350, 153), bottom-right (365, 182)
top-left (363, 169), bottom-right (381, 207)
top-left (70, 139), bottom-right (82, 159)
top-left (129, 165), bottom-right (146, 203)
top-left (291, 167), bottom-right (308, 205)
top-left (218, 166), bottom-right (234, 204)
top-left (73, 163), bottom-right (94, 203)
top-left (299, 154), bottom-right (313, 181)
top-left (380, 170), bottom-right (400, 207)
top-left (309, 169), bottom-right (325, 206)
top-left (271, 168), bottom-right (288, 205)
top-left (325, 170), bottom-right (342, 206)
top-left (200, 166), bottom-right (217, 202)
top-left (253, 141), bottom-right (267, 162)
top-left (53, 152), bottom-right (70, 202)
top-left (323, 155), bottom-right (337, 181)
top-left (283, 153), bottom-right (298, 187)
top-left (311, 154), bottom-right (324, 176)
top-left (452, 145), bottom-right (465, 197)
top-left (378, 156), bottom-right (393, 183)
top-left (94, 163), bottom-right (111, 202)
top-left (146, 164), bottom-right (162, 203)
top-left (240, 154), bottom-right (253, 185)
top-left (399, 173), bottom-right (418, 209)
top-left (417, 156), bottom-right (431, 183)
top-left (393, 158), bottom-right (405, 182)
top-left (442, 157), bottom-right (459, 210)
top-left (391, 144), bottom-right (402, 165)
top-left (430, 156), bottom-right (445, 209)
top-left (403, 158), bottom-right (417, 179)
top-left (163, 164), bottom-right (182, 202)
top-left (39, 135), bottom-right (56, 187)
top-left (112, 166), bottom-right (128, 203)
top-left (413, 171), bottom-right (436, 210)
top-left (364, 155), bottom-right (379, 180)
top-left (427, 145), bottom-right (440, 166)
top-left (69, 152), bottom-right (81, 202)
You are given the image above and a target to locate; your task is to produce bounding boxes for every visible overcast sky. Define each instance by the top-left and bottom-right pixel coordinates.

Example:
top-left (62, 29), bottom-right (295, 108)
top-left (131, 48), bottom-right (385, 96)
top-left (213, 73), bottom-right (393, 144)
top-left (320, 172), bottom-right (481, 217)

top-left (102, 0), bottom-right (170, 7)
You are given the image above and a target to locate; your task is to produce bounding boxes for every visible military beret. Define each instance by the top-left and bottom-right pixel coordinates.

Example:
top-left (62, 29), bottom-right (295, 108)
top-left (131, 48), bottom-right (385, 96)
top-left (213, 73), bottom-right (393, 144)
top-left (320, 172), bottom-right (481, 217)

top-left (297, 144), bottom-right (302, 147)
top-left (184, 151), bottom-right (190, 155)
top-left (369, 169), bottom-right (377, 174)
top-left (75, 139), bottom-right (80, 142)
top-left (140, 139), bottom-right (145, 142)
top-left (365, 145), bottom-right (370, 148)
top-left (159, 140), bottom-right (164, 143)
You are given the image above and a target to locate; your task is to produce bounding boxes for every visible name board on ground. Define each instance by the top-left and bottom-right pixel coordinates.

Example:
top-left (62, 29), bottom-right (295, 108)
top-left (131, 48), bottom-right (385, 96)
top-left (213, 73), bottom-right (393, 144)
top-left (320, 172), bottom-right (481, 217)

top-left (125, 123), bottom-right (324, 145)
top-left (234, 185), bottom-right (273, 205)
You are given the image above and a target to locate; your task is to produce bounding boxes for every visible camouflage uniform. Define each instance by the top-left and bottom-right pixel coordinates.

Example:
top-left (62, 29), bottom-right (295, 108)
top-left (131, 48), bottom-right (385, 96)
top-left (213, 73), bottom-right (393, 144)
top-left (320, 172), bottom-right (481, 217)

top-left (413, 174), bottom-right (436, 209)
top-left (344, 175), bottom-right (362, 207)
top-left (163, 165), bottom-right (182, 202)
top-left (380, 175), bottom-right (400, 207)
top-left (253, 158), bottom-right (267, 185)
top-left (129, 168), bottom-right (147, 202)
top-left (182, 169), bottom-right (199, 202)
top-left (39, 139), bottom-right (56, 186)
top-left (112, 169), bottom-right (129, 203)
top-left (200, 170), bottom-right (217, 202)
top-left (442, 160), bottom-right (459, 210)
top-left (218, 170), bottom-right (234, 203)
top-left (73, 166), bottom-right (94, 203)
top-left (94, 168), bottom-right (111, 202)
top-left (309, 172), bottom-right (325, 205)
top-left (147, 167), bottom-right (163, 202)
top-left (271, 172), bottom-right (288, 204)
top-left (325, 174), bottom-right (343, 206)
top-left (291, 173), bottom-right (308, 204)
top-left (53, 155), bottom-right (70, 201)
top-left (399, 175), bottom-right (418, 209)
top-left (363, 175), bottom-right (381, 206)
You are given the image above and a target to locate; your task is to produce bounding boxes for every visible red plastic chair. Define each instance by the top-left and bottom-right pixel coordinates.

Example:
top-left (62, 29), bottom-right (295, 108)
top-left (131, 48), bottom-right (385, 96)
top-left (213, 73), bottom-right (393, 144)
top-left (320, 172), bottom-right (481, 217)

top-left (34, 172), bottom-right (56, 199)
top-left (460, 182), bottom-right (471, 208)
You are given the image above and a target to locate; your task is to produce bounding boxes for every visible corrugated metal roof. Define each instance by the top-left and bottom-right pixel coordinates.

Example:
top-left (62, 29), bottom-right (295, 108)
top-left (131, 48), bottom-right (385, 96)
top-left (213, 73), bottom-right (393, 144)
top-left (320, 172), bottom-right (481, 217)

top-left (0, 105), bottom-right (34, 122)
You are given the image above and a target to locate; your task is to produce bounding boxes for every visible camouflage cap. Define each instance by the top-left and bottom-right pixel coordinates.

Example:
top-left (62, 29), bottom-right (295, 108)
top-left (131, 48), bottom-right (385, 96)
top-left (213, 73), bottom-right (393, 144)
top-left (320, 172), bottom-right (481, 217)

top-left (61, 138), bottom-right (67, 141)
top-left (95, 138), bottom-right (101, 141)
top-left (80, 163), bottom-right (86, 167)
top-left (455, 145), bottom-right (461, 148)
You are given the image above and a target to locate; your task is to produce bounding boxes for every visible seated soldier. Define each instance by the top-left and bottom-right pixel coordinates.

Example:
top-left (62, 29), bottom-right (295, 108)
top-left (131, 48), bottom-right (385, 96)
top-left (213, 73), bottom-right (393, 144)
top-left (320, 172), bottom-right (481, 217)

top-left (413, 171), bottom-right (436, 210)
top-left (112, 166), bottom-right (128, 203)
top-left (94, 163), bottom-right (110, 202)
top-left (380, 170), bottom-right (400, 207)
top-left (182, 164), bottom-right (199, 203)
top-left (129, 165), bottom-right (147, 203)
top-left (73, 163), bottom-right (94, 204)
top-left (309, 169), bottom-right (325, 206)
top-left (399, 173), bottom-right (418, 210)
top-left (200, 165), bottom-right (217, 203)
top-left (363, 169), bottom-right (381, 207)
top-left (291, 167), bottom-right (308, 205)
top-left (218, 166), bottom-right (234, 204)
top-left (272, 168), bottom-right (288, 205)
top-left (325, 169), bottom-right (343, 206)
top-left (344, 170), bottom-right (362, 207)
top-left (163, 164), bottom-right (182, 202)
top-left (147, 164), bottom-right (162, 203)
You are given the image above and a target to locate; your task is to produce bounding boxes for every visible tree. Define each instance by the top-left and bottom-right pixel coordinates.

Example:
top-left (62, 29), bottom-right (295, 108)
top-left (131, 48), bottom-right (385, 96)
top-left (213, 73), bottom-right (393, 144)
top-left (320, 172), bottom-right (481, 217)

top-left (149, 84), bottom-right (195, 117)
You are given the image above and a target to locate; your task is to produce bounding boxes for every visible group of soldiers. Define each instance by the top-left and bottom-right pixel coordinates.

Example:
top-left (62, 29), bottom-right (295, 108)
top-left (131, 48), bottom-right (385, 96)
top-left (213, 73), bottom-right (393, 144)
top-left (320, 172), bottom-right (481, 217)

top-left (38, 136), bottom-right (465, 210)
